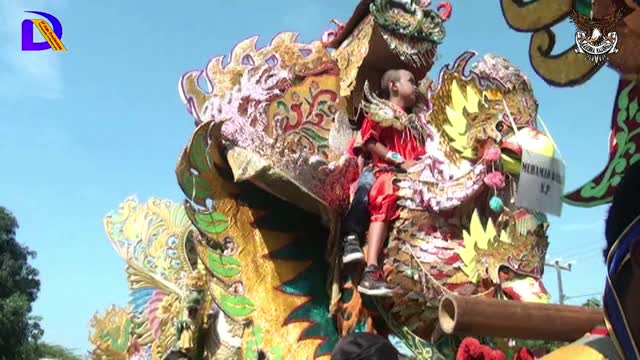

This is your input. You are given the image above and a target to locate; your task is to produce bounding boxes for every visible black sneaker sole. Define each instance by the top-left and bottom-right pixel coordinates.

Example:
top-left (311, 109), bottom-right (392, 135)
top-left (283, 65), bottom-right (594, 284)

top-left (357, 285), bottom-right (394, 296)
top-left (342, 252), bottom-right (365, 263)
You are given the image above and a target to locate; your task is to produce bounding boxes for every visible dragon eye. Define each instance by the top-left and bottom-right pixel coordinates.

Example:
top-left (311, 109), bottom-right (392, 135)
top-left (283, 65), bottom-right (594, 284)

top-left (495, 121), bottom-right (505, 132)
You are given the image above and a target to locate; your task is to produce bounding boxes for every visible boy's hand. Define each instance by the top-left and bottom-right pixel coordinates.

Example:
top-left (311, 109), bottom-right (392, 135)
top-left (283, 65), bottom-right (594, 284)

top-left (399, 159), bottom-right (417, 172)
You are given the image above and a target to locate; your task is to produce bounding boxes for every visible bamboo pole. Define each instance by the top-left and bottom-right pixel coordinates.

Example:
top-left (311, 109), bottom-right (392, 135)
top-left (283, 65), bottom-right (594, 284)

top-left (438, 295), bottom-right (604, 342)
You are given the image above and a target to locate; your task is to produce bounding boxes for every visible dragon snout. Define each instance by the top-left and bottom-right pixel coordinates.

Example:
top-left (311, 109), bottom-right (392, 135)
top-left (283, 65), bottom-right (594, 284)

top-left (500, 140), bottom-right (522, 158)
top-left (499, 128), bottom-right (555, 175)
top-left (501, 275), bottom-right (551, 304)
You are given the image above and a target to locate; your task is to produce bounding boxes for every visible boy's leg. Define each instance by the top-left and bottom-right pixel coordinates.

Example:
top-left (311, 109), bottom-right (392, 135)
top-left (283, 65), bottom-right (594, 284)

top-left (341, 169), bottom-right (374, 263)
top-left (357, 171), bottom-right (397, 297)
top-left (365, 221), bottom-right (388, 267)
top-left (357, 221), bottom-right (394, 296)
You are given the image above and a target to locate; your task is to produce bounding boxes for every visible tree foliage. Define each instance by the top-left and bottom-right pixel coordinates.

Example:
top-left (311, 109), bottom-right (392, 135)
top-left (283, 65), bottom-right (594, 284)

top-left (582, 297), bottom-right (602, 308)
top-left (0, 207), bottom-right (85, 360)
top-left (0, 207), bottom-right (43, 359)
top-left (37, 342), bottom-right (83, 360)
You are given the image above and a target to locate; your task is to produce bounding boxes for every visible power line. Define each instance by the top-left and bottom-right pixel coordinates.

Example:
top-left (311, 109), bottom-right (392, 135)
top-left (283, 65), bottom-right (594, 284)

top-left (551, 241), bottom-right (601, 255)
top-left (558, 246), bottom-right (603, 260)
top-left (558, 243), bottom-right (601, 255)
top-left (548, 251), bottom-right (601, 267)
top-left (561, 252), bottom-right (603, 266)
top-left (564, 292), bottom-right (602, 301)
top-left (550, 243), bottom-right (602, 259)
top-left (572, 252), bottom-right (602, 261)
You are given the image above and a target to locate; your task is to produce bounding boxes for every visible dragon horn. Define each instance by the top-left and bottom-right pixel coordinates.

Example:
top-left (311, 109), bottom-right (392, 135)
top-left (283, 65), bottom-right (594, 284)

top-left (330, 18), bottom-right (345, 28)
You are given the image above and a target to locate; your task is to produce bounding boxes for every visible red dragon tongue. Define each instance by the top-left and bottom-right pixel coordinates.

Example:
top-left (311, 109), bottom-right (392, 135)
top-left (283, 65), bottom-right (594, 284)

top-left (500, 140), bottom-right (522, 157)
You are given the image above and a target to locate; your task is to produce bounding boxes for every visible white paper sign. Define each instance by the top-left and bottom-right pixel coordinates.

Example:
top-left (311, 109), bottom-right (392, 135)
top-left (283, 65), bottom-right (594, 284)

top-left (515, 150), bottom-right (565, 216)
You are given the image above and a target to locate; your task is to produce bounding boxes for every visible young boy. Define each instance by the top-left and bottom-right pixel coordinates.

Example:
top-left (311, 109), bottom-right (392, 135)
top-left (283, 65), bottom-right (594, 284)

top-left (341, 122), bottom-right (375, 264)
top-left (356, 68), bottom-right (425, 296)
top-left (341, 142), bottom-right (374, 263)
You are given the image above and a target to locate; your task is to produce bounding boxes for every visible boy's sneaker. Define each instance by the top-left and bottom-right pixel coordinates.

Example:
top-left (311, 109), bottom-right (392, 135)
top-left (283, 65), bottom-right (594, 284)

top-left (357, 265), bottom-right (394, 296)
top-left (342, 234), bottom-right (365, 264)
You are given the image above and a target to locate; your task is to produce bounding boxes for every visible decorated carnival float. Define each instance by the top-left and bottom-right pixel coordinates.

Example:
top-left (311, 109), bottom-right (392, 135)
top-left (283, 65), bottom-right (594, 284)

top-left (88, 0), bottom-right (637, 358)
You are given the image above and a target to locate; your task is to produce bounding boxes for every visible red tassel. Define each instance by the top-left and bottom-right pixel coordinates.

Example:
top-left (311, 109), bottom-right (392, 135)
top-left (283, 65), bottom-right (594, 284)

top-left (456, 337), bottom-right (506, 360)
top-left (513, 347), bottom-right (534, 360)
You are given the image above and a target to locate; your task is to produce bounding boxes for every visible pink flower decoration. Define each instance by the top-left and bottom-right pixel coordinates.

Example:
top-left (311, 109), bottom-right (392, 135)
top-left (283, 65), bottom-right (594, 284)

top-left (483, 146), bottom-right (501, 162)
top-left (484, 171), bottom-right (505, 189)
top-left (437, 2), bottom-right (452, 20)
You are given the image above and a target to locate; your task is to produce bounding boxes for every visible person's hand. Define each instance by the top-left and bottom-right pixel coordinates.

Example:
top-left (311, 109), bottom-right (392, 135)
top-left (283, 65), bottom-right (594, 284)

top-left (399, 159), bottom-right (417, 172)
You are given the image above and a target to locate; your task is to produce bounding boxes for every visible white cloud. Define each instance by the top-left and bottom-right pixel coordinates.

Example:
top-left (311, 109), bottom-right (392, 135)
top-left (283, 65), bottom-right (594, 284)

top-left (0, 0), bottom-right (65, 99)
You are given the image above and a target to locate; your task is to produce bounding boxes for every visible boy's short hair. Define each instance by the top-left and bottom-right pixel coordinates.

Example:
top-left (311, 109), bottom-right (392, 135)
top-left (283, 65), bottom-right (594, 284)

top-left (604, 162), bottom-right (640, 261)
top-left (379, 69), bottom-right (404, 100)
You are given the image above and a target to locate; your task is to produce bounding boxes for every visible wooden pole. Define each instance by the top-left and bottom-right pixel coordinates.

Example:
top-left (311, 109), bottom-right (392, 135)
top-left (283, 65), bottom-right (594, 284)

top-left (438, 295), bottom-right (603, 342)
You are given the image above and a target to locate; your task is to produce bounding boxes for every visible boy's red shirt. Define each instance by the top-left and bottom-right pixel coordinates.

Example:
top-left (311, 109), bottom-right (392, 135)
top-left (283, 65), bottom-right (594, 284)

top-left (359, 115), bottom-right (425, 168)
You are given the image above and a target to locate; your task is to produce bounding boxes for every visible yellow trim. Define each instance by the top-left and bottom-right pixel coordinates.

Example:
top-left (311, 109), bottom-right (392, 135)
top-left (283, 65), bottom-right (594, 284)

top-left (32, 19), bottom-right (66, 51)
top-left (541, 343), bottom-right (607, 359)
top-left (604, 317), bottom-right (626, 359)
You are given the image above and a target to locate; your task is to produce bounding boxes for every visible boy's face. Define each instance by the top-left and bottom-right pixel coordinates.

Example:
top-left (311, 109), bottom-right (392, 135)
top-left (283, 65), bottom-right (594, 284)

top-left (390, 70), bottom-right (417, 107)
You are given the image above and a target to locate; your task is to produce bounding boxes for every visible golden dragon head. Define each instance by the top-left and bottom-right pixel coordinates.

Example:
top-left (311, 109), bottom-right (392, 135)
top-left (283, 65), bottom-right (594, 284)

top-left (396, 52), bottom-right (555, 302)
top-left (426, 52), bottom-right (554, 173)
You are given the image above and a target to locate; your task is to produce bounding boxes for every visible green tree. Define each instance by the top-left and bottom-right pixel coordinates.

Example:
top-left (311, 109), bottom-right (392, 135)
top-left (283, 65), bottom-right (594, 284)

top-left (510, 339), bottom-right (564, 355)
top-left (37, 342), bottom-right (83, 360)
top-left (0, 207), bottom-right (42, 359)
top-left (582, 297), bottom-right (602, 308)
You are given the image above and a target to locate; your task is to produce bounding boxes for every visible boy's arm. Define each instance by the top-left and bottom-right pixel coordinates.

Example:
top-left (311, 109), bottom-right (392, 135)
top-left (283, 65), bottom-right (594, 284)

top-left (364, 140), bottom-right (389, 159)
top-left (364, 139), bottom-right (406, 166)
top-left (360, 116), bottom-right (411, 168)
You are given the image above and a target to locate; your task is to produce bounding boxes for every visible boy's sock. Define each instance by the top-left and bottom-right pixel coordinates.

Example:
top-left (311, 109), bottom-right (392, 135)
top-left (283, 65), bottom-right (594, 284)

top-left (357, 265), bottom-right (394, 297)
top-left (342, 233), bottom-right (365, 263)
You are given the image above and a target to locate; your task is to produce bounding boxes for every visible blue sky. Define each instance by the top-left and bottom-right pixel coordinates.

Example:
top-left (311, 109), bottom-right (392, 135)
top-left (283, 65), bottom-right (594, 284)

top-left (0, 0), bottom-right (620, 354)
